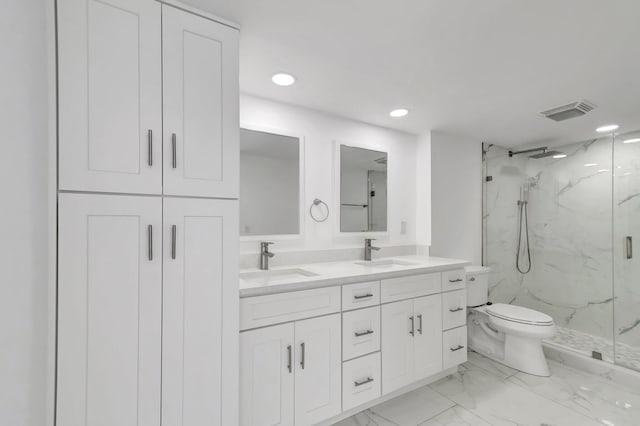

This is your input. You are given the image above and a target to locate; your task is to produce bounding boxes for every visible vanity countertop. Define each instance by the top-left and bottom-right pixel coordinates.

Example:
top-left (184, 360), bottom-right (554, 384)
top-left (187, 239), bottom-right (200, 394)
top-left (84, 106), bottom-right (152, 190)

top-left (239, 255), bottom-right (471, 297)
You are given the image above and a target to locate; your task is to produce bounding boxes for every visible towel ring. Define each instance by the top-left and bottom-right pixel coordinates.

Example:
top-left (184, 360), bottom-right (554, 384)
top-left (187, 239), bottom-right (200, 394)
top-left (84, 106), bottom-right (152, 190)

top-left (309, 198), bottom-right (329, 222)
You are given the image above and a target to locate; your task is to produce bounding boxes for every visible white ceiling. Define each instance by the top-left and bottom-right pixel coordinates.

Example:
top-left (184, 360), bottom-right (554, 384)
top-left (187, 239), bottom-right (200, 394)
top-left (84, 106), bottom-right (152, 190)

top-left (184, 0), bottom-right (640, 147)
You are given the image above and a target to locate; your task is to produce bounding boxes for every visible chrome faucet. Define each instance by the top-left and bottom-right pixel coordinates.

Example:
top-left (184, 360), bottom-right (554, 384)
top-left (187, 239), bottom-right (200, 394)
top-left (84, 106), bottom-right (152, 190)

top-left (364, 238), bottom-right (380, 261)
top-left (260, 242), bottom-right (275, 270)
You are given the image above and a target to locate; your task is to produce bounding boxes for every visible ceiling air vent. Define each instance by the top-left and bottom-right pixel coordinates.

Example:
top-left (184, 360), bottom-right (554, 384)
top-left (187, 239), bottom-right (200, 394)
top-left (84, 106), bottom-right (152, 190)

top-left (540, 100), bottom-right (596, 122)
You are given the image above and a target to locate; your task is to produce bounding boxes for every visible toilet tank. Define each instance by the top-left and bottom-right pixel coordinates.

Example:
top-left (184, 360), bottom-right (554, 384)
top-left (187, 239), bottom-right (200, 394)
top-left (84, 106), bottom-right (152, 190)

top-left (465, 266), bottom-right (491, 307)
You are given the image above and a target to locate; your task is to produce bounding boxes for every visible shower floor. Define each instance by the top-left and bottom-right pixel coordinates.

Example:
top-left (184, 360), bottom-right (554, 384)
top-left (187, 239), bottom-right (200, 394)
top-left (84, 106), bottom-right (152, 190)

top-left (546, 326), bottom-right (640, 372)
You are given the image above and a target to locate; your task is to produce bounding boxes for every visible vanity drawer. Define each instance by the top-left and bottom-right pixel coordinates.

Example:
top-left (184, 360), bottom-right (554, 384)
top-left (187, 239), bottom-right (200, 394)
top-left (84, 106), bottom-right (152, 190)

top-left (342, 352), bottom-right (381, 411)
top-left (342, 281), bottom-right (380, 311)
top-left (442, 269), bottom-right (466, 292)
top-left (380, 273), bottom-right (441, 303)
top-left (443, 326), bottom-right (468, 369)
top-left (442, 290), bottom-right (467, 331)
top-left (342, 306), bottom-right (381, 361)
top-left (239, 286), bottom-right (341, 330)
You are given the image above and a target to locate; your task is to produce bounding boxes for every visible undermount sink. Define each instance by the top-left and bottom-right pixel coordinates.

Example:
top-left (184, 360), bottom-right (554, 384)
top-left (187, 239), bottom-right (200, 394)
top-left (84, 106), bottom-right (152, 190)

top-left (354, 259), bottom-right (418, 268)
top-left (240, 268), bottom-right (318, 284)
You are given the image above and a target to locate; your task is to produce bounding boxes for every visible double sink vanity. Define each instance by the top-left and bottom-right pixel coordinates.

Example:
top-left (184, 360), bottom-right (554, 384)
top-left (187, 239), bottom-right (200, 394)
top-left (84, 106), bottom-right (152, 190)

top-left (238, 253), bottom-right (471, 426)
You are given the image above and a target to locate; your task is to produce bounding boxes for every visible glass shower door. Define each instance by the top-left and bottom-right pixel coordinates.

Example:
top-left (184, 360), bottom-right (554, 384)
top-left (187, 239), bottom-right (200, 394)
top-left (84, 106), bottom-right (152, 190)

top-left (613, 129), bottom-right (640, 371)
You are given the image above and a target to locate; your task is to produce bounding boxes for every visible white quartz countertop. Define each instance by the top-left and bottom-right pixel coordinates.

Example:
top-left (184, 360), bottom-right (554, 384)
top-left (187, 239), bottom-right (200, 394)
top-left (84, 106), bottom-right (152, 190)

top-left (239, 255), bottom-right (471, 297)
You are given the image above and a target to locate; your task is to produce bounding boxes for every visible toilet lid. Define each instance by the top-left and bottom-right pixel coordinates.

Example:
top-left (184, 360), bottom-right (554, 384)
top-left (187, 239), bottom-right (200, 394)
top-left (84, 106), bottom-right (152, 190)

top-left (486, 303), bottom-right (554, 326)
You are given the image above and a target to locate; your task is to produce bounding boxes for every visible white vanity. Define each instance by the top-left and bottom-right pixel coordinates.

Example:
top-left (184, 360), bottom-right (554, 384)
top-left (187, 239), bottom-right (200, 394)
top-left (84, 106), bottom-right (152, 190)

top-left (238, 256), bottom-right (470, 426)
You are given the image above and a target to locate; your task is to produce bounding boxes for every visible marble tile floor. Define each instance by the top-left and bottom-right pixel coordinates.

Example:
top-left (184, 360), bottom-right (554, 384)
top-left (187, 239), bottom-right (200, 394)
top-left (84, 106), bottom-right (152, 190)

top-left (332, 351), bottom-right (640, 426)
top-left (548, 326), bottom-right (640, 372)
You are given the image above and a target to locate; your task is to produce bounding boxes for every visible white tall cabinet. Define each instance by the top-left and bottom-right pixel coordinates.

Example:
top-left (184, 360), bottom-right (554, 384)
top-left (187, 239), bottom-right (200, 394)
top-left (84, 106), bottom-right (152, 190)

top-left (56, 1), bottom-right (239, 425)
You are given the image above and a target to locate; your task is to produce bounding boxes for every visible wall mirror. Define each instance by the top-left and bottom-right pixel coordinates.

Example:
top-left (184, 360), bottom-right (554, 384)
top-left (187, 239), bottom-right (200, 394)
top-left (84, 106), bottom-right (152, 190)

top-left (240, 127), bottom-right (302, 237)
top-left (340, 145), bottom-right (388, 232)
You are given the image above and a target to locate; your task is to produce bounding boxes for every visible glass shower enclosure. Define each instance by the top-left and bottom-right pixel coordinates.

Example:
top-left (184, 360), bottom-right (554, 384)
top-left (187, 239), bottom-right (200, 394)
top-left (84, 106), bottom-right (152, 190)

top-left (482, 129), bottom-right (640, 372)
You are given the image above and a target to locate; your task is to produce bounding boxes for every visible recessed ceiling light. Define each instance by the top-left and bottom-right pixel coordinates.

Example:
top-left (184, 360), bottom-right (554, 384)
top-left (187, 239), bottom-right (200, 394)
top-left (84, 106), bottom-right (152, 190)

top-left (598, 169), bottom-right (609, 173)
top-left (596, 124), bottom-right (619, 133)
top-left (623, 138), bottom-right (640, 144)
top-left (389, 109), bottom-right (409, 118)
top-left (584, 163), bottom-right (597, 167)
top-left (272, 73), bottom-right (296, 86)
top-left (552, 154), bottom-right (567, 159)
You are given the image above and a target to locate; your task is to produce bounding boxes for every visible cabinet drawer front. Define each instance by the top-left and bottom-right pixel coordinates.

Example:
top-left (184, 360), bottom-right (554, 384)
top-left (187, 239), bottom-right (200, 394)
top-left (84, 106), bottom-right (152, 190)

top-left (342, 352), bottom-right (381, 411)
top-left (442, 269), bottom-right (466, 291)
top-left (342, 306), bottom-right (381, 361)
top-left (342, 281), bottom-right (380, 311)
top-left (240, 287), bottom-right (341, 330)
top-left (442, 290), bottom-right (467, 331)
top-left (381, 273), bottom-right (441, 303)
top-left (443, 326), bottom-right (468, 369)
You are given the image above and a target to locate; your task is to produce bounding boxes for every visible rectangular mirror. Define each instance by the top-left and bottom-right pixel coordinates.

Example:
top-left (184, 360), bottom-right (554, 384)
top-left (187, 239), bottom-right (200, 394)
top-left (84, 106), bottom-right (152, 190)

top-left (340, 145), bottom-right (388, 232)
top-left (240, 128), bottom-right (301, 236)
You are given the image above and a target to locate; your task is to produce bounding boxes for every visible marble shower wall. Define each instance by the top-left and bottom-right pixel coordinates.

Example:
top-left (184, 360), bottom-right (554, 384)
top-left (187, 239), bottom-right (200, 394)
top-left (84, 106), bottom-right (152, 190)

top-left (484, 134), bottom-right (640, 366)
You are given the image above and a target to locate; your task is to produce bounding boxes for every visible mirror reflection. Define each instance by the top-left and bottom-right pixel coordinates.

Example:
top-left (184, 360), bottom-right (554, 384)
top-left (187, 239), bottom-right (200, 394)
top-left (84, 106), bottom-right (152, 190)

top-left (240, 128), bottom-right (300, 236)
top-left (340, 145), bottom-right (388, 232)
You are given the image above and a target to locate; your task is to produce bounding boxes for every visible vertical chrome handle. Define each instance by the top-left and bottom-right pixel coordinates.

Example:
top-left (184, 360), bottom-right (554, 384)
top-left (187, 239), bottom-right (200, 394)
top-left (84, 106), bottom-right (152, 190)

top-left (409, 316), bottom-right (414, 336)
top-left (287, 345), bottom-right (292, 374)
top-left (147, 129), bottom-right (153, 166)
top-left (417, 314), bottom-right (423, 335)
top-left (147, 225), bottom-right (153, 261)
top-left (171, 225), bottom-right (177, 260)
top-left (626, 236), bottom-right (633, 259)
top-left (172, 133), bottom-right (177, 169)
top-left (300, 342), bottom-right (305, 370)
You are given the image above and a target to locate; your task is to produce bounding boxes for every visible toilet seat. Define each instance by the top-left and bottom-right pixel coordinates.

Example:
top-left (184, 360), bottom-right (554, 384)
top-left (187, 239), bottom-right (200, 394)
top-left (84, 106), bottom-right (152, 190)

top-left (485, 303), bottom-right (553, 326)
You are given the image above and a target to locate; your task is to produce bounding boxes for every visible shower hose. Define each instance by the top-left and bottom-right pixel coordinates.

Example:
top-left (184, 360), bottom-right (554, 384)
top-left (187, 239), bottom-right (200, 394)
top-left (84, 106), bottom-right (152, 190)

top-left (516, 200), bottom-right (532, 274)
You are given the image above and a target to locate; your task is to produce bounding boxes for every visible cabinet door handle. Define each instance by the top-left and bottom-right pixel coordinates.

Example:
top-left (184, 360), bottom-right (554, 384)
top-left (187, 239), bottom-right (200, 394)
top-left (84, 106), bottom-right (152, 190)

top-left (171, 225), bottom-right (177, 260)
top-left (354, 377), bottom-right (374, 387)
top-left (450, 345), bottom-right (465, 352)
top-left (449, 307), bottom-right (464, 312)
top-left (409, 315), bottom-right (414, 336)
top-left (417, 314), bottom-right (423, 334)
top-left (300, 342), bottom-right (305, 370)
top-left (287, 345), bottom-right (292, 374)
top-left (147, 129), bottom-right (153, 166)
top-left (147, 225), bottom-right (153, 261)
top-left (626, 236), bottom-right (633, 259)
top-left (449, 278), bottom-right (463, 283)
top-left (469, 277), bottom-right (476, 282)
top-left (355, 329), bottom-right (374, 337)
top-left (171, 133), bottom-right (177, 169)
top-left (354, 293), bottom-right (373, 300)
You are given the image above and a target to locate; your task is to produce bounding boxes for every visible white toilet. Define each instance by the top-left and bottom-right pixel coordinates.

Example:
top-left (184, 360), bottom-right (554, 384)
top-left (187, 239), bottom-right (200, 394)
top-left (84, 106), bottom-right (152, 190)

top-left (466, 266), bottom-right (555, 376)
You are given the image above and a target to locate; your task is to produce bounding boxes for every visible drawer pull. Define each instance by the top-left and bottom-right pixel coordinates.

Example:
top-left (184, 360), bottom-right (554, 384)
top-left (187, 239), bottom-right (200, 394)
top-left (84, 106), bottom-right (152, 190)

top-left (449, 278), bottom-right (463, 283)
top-left (354, 377), bottom-right (374, 387)
top-left (469, 277), bottom-right (476, 282)
top-left (449, 307), bottom-right (464, 312)
top-left (450, 345), bottom-right (465, 352)
top-left (354, 329), bottom-right (374, 337)
top-left (354, 293), bottom-right (374, 300)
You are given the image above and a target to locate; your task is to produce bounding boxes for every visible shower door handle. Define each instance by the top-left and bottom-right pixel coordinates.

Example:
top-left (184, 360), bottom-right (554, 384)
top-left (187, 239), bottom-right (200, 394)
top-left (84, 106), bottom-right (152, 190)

top-left (626, 236), bottom-right (633, 259)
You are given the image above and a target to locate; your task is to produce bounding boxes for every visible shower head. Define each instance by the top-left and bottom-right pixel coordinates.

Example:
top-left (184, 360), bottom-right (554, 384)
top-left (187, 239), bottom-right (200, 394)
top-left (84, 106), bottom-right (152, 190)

top-left (508, 146), bottom-right (565, 159)
top-left (528, 150), bottom-right (563, 159)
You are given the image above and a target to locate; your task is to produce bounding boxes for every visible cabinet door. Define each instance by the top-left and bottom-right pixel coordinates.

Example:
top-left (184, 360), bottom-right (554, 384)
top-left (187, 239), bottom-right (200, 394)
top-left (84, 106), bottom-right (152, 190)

top-left (162, 198), bottom-right (239, 426)
top-left (413, 294), bottom-right (443, 381)
top-left (57, 193), bottom-right (162, 426)
top-left (381, 299), bottom-right (414, 394)
top-left (294, 314), bottom-right (342, 425)
top-left (162, 5), bottom-right (239, 198)
top-left (240, 324), bottom-right (295, 426)
top-left (58, 0), bottom-right (162, 194)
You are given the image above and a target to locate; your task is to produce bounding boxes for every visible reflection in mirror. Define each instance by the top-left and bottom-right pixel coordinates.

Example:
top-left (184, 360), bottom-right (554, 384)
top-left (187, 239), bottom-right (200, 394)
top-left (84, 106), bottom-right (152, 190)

top-left (240, 128), bottom-right (300, 236)
top-left (340, 145), bottom-right (387, 232)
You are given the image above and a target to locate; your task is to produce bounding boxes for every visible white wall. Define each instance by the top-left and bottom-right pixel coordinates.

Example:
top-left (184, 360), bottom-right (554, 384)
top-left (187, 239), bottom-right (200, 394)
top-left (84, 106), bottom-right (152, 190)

top-left (0, 1), bottom-right (51, 425)
top-left (430, 131), bottom-right (482, 264)
top-left (240, 94), bottom-right (421, 254)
